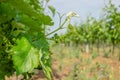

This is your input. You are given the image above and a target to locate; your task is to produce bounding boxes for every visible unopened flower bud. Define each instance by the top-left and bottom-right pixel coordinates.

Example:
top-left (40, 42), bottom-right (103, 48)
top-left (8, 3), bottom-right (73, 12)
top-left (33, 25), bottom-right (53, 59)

top-left (66, 11), bottom-right (79, 21)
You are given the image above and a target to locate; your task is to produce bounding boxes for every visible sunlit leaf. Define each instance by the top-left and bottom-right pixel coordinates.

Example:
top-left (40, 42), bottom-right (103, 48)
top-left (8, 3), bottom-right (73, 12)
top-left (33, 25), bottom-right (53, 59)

top-left (12, 37), bottom-right (39, 74)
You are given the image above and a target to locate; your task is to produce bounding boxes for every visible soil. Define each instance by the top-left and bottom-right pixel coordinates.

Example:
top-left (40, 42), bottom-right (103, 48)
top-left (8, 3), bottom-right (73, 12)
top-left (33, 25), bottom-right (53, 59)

top-left (29, 53), bottom-right (120, 80)
top-left (51, 53), bottom-right (120, 80)
top-left (5, 53), bottom-right (120, 80)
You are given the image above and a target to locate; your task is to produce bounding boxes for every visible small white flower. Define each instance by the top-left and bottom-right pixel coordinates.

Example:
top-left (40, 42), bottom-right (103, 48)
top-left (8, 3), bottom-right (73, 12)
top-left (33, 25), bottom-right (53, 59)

top-left (66, 11), bottom-right (79, 20)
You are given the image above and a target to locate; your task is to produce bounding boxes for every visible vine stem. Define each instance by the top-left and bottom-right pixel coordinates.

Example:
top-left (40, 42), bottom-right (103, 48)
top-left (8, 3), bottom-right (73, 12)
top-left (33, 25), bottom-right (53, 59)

top-left (46, 18), bottom-right (67, 36)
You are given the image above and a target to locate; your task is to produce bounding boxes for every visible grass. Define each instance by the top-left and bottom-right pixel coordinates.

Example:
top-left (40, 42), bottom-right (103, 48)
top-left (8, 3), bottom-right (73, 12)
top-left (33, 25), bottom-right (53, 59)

top-left (51, 44), bottom-right (120, 80)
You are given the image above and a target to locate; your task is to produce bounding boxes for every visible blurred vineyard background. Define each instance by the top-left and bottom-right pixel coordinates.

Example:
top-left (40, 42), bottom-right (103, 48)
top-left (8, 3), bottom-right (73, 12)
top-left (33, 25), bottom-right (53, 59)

top-left (49, 1), bottom-right (120, 80)
top-left (51, 1), bottom-right (120, 60)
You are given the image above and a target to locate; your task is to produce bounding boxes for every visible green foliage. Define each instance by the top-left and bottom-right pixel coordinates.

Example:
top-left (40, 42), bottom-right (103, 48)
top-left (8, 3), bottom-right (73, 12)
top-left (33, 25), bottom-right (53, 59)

top-left (91, 52), bottom-right (98, 59)
top-left (33, 33), bottom-right (52, 80)
top-left (48, 5), bottom-right (56, 17)
top-left (53, 1), bottom-right (120, 57)
top-left (0, 0), bottom-right (55, 79)
top-left (12, 37), bottom-right (39, 74)
top-left (0, 3), bottom-right (15, 24)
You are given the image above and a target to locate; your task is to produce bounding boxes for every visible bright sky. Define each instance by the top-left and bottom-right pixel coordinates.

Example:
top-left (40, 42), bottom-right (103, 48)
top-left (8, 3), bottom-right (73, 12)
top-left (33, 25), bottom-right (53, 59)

top-left (48, 0), bottom-right (120, 35)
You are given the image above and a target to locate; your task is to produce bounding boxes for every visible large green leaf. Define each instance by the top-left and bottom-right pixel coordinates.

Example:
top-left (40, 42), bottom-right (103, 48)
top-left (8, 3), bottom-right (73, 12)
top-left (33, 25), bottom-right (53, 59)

top-left (0, 3), bottom-right (16, 24)
top-left (6, 0), bottom-right (54, 26)
top-left (12, 37), bottom-right (39, 74)
top-left (16, 14), bottom-right (42, 32)
top-left (32, 33), bottom-right (52, 80)
top-left (6, 0), bottom-right (39, 18)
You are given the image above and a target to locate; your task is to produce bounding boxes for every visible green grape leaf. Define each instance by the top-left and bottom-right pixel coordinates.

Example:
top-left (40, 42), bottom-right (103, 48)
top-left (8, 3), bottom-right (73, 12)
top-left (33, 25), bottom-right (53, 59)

top-left (48, 5), bottom-right (56, 17)
top-left (32, 33), bottom-right (49, 51)
top-left (42, 15), bottom-right (54, 26)
top-left (0, 3), bottom-right (16, 24)
top-left (6, 0), bottom-right (54, 26)
top-left (32, 33), bottom-right (52, 79)
top-left (39, 50), bottom-right (52, 80)
top-left (12, 37), bottom-right (39, 74)
top-left (17, 14), bottom-right (41, 32)
top-left (6, 0), bottom-right (39, 18)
